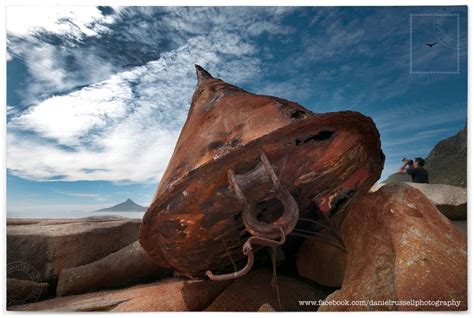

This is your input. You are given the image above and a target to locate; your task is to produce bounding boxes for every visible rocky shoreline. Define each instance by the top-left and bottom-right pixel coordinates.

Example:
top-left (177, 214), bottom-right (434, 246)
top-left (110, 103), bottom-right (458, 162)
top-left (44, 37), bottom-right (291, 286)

top-left (7, 182), bottom-right (467, 311)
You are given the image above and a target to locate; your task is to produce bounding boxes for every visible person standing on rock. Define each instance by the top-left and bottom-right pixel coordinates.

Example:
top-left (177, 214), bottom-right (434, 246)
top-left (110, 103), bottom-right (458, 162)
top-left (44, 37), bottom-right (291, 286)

top-left (397, 157), bottom-right (429, 183)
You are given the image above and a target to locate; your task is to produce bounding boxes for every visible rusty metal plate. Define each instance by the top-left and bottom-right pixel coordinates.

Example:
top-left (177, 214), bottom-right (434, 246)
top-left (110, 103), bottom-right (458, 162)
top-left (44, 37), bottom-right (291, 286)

top-left (139, 65), bottom-right (384, 277)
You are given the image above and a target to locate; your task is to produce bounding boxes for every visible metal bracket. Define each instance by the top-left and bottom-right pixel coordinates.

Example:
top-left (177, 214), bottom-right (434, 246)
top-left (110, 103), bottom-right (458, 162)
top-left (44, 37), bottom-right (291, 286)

top-left (206, 152), bottom-right (299, 281)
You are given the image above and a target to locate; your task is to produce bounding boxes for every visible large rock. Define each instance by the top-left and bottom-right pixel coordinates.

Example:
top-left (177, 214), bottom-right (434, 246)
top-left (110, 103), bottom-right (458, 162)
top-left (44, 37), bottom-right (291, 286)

top-left (296, 233), bottom-right (347, 288)
top-left (383, 172), bottom-right (411, 184)
top-left (10, 278), bottom-right (230, 312)
top-left (7, 278), bottom-right (49, 307)
top-left (424, 124), bottom-right (466, 187)
top-left (205, 268), bottom-right (332, 311)
top-left (451, 220), bottom-right (467, 237)
top-left (319, 183), bottom-right (467, 311)
top-left (371, 182), bottom-right (467, 220)
top-left (369, 182), bottom-right (385, 192)
top-left (384, 125), bottom-right (466, 187)
top-left (403, 183), bottom-right (467, 220)
top-left (258, 303), bottom-right (276, 311)
top-left (57, 241), bottom-right (172, 296)
top-left (7, 216), bottom-right (140, 285)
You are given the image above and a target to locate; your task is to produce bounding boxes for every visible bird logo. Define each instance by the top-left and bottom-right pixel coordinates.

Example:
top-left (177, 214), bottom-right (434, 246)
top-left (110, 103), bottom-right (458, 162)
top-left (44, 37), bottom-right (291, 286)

top-left (426, 42), bottom-right (438, 48)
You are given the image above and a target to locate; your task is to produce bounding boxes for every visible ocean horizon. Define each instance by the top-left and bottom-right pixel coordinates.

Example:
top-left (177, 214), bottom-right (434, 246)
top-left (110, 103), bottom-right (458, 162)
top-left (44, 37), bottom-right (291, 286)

top-left (7, 210), bottom-right (145, 219)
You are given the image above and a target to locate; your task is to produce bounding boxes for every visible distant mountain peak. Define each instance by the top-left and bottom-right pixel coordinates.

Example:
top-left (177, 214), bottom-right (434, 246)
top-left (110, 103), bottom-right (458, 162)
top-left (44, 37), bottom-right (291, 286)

top-left (95, 199), bottom-right (147, 213)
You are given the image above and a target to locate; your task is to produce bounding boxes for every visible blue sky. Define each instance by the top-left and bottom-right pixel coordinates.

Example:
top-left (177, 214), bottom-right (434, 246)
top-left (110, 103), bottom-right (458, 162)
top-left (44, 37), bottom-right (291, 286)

top-left (6, 6), bottom-right (467, 216)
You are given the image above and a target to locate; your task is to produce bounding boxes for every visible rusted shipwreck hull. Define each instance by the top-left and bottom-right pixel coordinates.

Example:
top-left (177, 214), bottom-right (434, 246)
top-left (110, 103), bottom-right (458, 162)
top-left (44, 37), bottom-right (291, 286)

top-left (140, 65), bottom-right (384, 278)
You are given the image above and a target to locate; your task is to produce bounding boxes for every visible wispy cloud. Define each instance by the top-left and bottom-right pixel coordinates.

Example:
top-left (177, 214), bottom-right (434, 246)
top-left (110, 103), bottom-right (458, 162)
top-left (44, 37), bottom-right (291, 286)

top-left (373, 106), bottom-right (466, 133)
top-left (55, 191), bottom-right (107, 201)
top-left (6, 6), bottom-right (117, 38)
top-left (7, 6), bottom-right (467, 187)
top-left (382, 128), bottom-right (452, 147)
top-left (7, 6), bottom-right (293, 107)
top-left (7, 7), bottom-right (288, 183)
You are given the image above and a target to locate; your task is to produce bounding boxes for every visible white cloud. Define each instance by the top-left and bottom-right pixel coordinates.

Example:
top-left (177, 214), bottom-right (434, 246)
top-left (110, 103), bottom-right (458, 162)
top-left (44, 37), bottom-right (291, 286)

top-left (55, 191), bottom-right (107, 201)
top-left (6, 6), bottom-right (124, 105)
top-left (7, 7), bottom-right (289, 107)
top-left (10, 75), bottom-right (134, 145)
top-left (9, 39), bottom-right (119, 106)
top-left (7, 32), bottom-right (262, 183)
top-left (7, 105), bottom-right (18, 116)
top-left (373, 107), bottom-right (466, 133)
top-left (6, 7), bottom-right (296, 183)
top-left (7, 127), bottom-right (178, 183)
top-left (382, 128), bottom-right (452, 147)
top-left (6, 6), bottom-right (116, 39)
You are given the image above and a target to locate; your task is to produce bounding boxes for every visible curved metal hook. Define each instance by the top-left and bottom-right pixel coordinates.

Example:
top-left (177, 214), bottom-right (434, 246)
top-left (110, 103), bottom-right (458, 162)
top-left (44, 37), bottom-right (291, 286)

top-left (231, 153), bottom-right (299, 239)
top-left (207, 152), bottom-right (299, 281)
top-left (242, 189), bottom-right (299, 239)
top-left (206, 228), bottom-right (285, 281)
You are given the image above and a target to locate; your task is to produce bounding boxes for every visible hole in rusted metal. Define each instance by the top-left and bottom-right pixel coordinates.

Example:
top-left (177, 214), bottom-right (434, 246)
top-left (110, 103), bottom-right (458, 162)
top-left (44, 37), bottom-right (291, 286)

top-left (233, 159), bottom-right (259, 174)
top-left (290, 110), bottom-right (306, 119)
top-left (234, 213), bottom-right (242, 222)
top-left (208, 138), bottom-right (240, 151)
top-left (229, 138), bottom-right (241, 147)
top-left (208, 140), bottom-right (224, 150)
top-left (330, 189), bottom-right (354, 216)
top-left (255, 198), bottom-right (284, 224)
top-left (295, 130), bottom-right (334, 146)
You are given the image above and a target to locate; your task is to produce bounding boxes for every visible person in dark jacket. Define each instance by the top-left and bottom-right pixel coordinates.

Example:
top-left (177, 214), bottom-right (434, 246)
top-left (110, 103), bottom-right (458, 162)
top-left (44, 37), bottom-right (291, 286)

top-left (398, 157), bottom-right (429, 183)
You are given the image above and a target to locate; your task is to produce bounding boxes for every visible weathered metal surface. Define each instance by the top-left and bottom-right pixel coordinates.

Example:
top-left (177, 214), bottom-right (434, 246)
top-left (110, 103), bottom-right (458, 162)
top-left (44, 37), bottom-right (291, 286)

top-left (206, 152), bottom-right (297, 280)
top-left (139, 65), bottom-right (385, 277)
